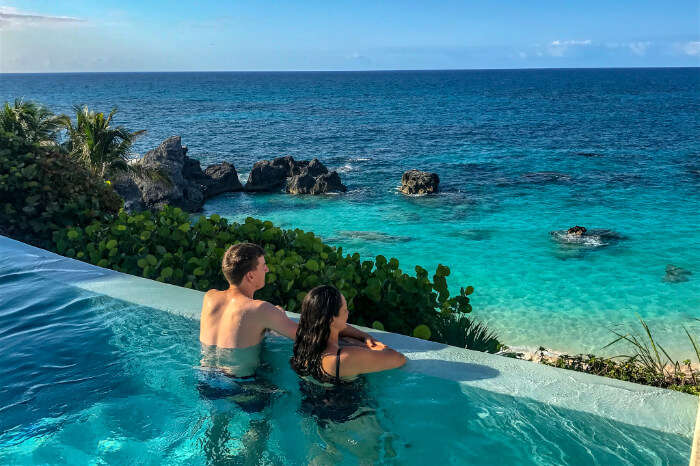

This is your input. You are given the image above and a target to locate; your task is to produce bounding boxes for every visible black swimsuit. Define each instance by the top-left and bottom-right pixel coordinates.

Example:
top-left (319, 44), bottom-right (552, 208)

top-left (299, 347), bottom-right (374, 426)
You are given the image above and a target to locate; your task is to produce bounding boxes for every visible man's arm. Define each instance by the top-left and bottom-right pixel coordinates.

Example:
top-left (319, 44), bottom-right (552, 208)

top-left (260, 302), bottom-right (298, 340)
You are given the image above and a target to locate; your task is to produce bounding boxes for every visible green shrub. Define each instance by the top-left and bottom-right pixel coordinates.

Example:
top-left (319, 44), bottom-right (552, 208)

top-left (0, 130), bottom-right (122, 248)
top-left (53, 207), bottom-right (475, 337)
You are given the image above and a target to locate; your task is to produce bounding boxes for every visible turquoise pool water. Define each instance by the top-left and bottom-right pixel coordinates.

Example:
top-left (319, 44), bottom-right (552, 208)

top-left (0, 250), bottom-right (693, 464)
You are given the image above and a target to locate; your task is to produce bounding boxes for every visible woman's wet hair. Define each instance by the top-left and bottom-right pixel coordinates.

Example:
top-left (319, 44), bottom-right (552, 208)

top-left (290, 285), bottom-right (344, 383)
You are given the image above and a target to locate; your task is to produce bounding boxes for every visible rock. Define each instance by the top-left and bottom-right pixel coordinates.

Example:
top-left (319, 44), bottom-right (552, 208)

top-left (311, 172), bottom-right (347, 194)
top-left (182, 156), bottom-right (205, 180)
top-left (111, 174), bottom-right (145, 212)
top-left (247, 155), bottom-right (345, 194)
top-left (245, 156), bottom-right (296, 192)
top-left (304, 158), bottom-right (329, 178)
top-left (550, 228), bottom-right (624, 248)
top-left (664, 265), bottom-right (692, 283)
top-left (286, 173), bottom-right (317, 194)
top-left (117, 136), bottom-right (242, 212)
top-left (567, 226), bottom-right (587, 236)
top-left (202, 162), bottom-right (243, 197)
top-left (134, 136), bottom-right (191, 210)
top-left (399, 170), bottom-right (439, 195)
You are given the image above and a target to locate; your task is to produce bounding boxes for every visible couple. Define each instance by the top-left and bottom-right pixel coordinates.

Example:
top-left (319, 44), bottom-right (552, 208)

top-left (199, 242), bottom-right (406, 387)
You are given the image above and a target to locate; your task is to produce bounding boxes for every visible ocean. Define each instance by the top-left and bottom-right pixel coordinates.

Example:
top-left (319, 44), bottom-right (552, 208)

top-left (2, 68), bottom-right (699, 357)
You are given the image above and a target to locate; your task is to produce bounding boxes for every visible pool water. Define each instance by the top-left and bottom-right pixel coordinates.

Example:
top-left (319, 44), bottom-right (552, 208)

top-left (0, 264), bottom-right (692, 464)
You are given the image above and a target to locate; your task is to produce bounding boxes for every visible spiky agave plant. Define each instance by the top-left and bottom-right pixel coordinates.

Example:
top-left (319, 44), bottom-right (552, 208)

top-left (59, 105), bottom-right (167, 183)
top-left (434, 312), bottom-right (502, 353)
top-left (0, 98), bottom-right (62, 146)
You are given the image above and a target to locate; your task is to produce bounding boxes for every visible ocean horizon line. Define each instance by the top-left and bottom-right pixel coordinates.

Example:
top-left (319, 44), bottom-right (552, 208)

top-left (2, 65), bottom-right (699, 76)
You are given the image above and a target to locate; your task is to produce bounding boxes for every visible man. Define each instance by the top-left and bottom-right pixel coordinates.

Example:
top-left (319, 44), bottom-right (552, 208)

top-left (200, 242), bottom-right (382, 350)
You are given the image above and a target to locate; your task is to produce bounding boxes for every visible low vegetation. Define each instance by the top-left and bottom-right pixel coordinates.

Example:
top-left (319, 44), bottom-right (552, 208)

top-left (540, 317), bottom-right (699, 395)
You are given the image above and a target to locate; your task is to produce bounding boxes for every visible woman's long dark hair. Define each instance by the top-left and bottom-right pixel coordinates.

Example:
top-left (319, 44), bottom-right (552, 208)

top-left (290, 285), bottom-right (343, 383)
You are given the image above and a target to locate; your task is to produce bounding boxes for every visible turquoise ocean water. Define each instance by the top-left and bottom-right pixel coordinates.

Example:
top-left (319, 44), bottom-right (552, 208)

top-left (2, 69), bottom-right (699, 356)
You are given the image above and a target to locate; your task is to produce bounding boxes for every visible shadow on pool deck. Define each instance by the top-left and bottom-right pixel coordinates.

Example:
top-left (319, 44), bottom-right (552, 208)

top-left (406, 359), bottom-right (499, 382)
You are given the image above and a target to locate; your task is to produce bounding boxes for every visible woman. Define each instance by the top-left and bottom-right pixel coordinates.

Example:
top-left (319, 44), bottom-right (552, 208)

top-left (290, 285), bottom-right (405, 462)
top-left (291, 285), bottom-right (406, 384)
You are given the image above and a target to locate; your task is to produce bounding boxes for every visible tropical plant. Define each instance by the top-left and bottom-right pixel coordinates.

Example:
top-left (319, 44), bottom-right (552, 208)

top-left (0, 130), bottom-right (122, 247)
top-left (433, 312), bottom-right (502, 353)
top-left (541, 317), bottom-right (700, 395)
top-left (0, 98), bottom-right (62, 146)
top-left (59, 105), bottom-right (166, 182)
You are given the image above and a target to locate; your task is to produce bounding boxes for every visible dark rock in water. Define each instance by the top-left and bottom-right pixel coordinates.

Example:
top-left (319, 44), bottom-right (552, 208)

top-left (202, 162), bottom-right (243, 197)
top-left (663, 265), bottom-right (692, 283)
top-left (521, 172), bottom-right (572, 184)
top-left (399, 170), bottom-right (440, 195)
top-left (311, 172), bottom-right (347, 194)
top-left (567, 226), bottom-right (587, 236)
top-left (248, 155), bottom-right (345, 194)
top-left (134, 136), bottom-right (197, 210)
top-left (286, 173), bottom-right (317, 194)
top-left (550, 228), bottom-right (624, 248)
top-left (114, 136), bottom-right (243, 212)
top-left (246, 156), bottom-right (294, 192)
top-left (304, 158), bottom-right (329, 178)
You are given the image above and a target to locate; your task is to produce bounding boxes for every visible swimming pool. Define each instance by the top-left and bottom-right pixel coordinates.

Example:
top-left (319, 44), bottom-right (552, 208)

top-left (0, 236), bottom-right (696, 464)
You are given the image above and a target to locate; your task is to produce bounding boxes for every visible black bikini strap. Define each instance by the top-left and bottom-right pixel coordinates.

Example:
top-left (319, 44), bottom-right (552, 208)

top-left (335, 347), bottom-right (342, 383)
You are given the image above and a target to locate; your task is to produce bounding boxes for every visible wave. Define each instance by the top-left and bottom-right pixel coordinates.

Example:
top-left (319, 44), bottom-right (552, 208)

top-left (550, 229), bottom-right (624, 248)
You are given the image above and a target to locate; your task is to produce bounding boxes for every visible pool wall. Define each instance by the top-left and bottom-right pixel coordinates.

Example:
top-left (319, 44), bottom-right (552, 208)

top-left (1, 235), bottom-right (696, 443)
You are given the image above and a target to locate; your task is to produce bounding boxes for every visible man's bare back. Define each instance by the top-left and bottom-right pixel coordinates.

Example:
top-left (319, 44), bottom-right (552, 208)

top-left (199, 288), bottom-right (297, 348)
top-left (199, 245), bottom-right (297, 349)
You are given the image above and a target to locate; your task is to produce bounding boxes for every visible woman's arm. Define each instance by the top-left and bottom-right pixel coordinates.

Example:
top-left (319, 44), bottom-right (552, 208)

top-left (338, 345), bottom-right (406, 377)
top-left (340, 324), bottom-right (386, 350)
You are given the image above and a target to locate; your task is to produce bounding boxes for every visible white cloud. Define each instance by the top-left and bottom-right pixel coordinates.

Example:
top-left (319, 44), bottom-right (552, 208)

top-left (546, 39), bottom-right (591, 57)
top-left (0, 6), bottom-right (85, 30)
top-left (682, 41), bottom-right (700, 56)
top-left (518, 51), bottom-right (527, 59)
top-left (627, 41), bottom-right (651, 56)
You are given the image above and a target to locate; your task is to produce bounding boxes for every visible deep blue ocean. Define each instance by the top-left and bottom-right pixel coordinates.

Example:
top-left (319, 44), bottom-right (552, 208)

top-left (2, 69), bottom-right (699, 357)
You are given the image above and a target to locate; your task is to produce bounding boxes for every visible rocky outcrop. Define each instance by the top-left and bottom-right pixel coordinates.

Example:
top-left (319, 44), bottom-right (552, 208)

top-left (399, 170), bottom-right (439, 195)
top-left (308, 172), bottom-right (346, 194)
top-left (113, 136), bottom-right (243, 212)
top-left (202, 162), bottom-right (243, 197)
top-left (245, 155), bottom-right (347, 194)
top-left (567, 226), bottom-right (587, 236)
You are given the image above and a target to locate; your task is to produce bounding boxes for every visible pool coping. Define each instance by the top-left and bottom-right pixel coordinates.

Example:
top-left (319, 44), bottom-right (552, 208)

top-left (1, 235), bottom-right (697, 445)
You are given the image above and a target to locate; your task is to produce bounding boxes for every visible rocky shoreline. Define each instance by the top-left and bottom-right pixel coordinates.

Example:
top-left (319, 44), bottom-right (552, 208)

top-left (113, 136), bottom-right (348, 212)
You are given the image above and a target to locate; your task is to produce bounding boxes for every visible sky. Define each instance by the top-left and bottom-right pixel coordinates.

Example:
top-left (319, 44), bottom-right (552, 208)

top-left (1, 1), bottom-right (699, 72)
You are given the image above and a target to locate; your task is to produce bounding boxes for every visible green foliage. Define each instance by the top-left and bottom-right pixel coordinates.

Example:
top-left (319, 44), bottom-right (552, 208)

top-left (53, 207), bottom-right (476, 337)
top-left (0, 98), bottom-right (62, 146)
top-left (412, 324), bottom-right (432, 340)
top-left (0, 130), bottom-right (122, 248)
top-left (59, 105), bottom-right (165, 182)
top-left (433, 313), bottom-right (502, 353)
